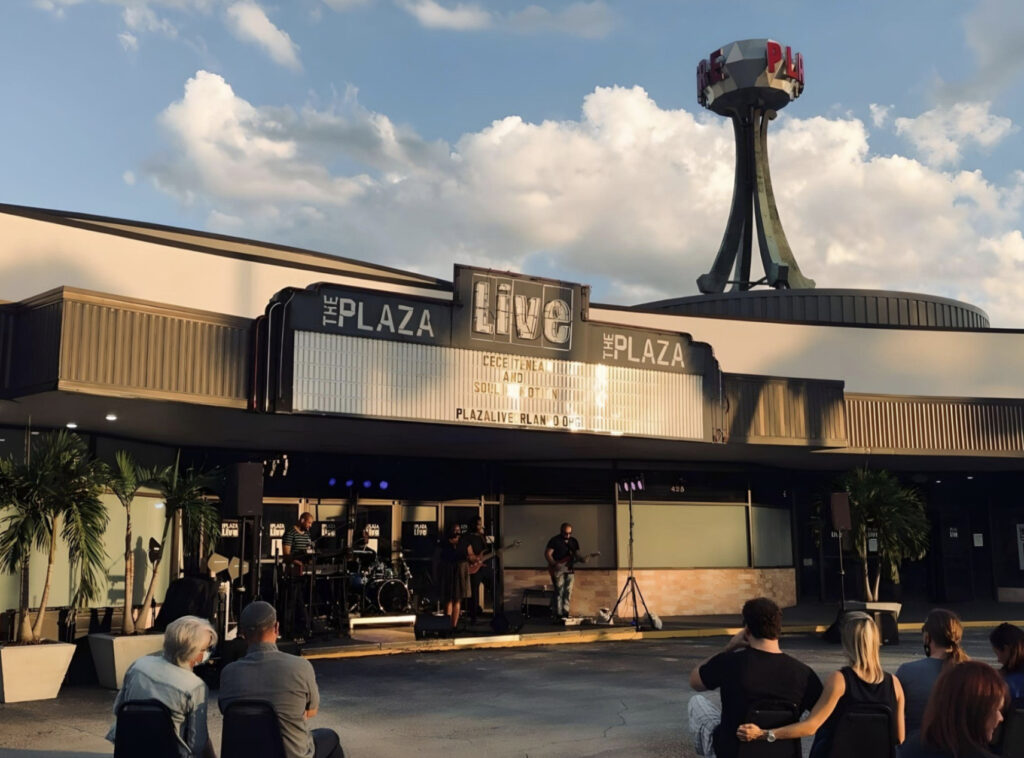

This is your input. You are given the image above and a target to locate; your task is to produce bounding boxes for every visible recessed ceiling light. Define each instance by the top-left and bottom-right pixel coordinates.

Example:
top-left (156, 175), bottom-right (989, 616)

top-left (66, 422), bottom-right (78, 429)
top-left (105, 413), bottom-right (118, 422)
top-left (30, 431), bottom-right (40, 436)
top-left (966, 475), bottom-right (974, 480)
top-left (0, 438), bottom-right (5, 443)
top-left (154, 501), bottom-right (165, 509)
top-left (934, 479), bottom-right (942, 484)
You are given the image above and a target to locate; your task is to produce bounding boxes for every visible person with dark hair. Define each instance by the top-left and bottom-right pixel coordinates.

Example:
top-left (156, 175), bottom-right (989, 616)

top-left (896, 609), bottom-right (969, 736)
top-left (737, 613), bottom-right (905, 756)
top-left (899, 661), bottom-right (1007, 758)
top-left (687, 597), bottom-right (823, 758)
top-left (989, 622), bottom-right (1024, 706)
top-left (437, 522), bottom-right (472, 629)
top-left (545, 522), bottom-right (594, 620)
top-left (461, 516), bottom-right (490, 623)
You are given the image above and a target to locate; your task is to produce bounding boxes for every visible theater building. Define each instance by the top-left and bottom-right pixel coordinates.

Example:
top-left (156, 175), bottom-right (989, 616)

top-left (2, 202), bottom-right (1024, 626)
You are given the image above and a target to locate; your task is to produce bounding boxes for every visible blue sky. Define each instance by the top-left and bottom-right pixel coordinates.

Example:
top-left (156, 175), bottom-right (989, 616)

top-left (2, 0), bottom-right (1023, 324)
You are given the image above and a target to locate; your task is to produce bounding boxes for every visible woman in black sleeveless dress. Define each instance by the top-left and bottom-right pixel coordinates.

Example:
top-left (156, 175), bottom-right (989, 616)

top-left (736, 612), bottom-right (906, 754)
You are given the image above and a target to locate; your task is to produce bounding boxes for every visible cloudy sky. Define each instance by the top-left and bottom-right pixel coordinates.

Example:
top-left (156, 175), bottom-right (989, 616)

top-left (3, 1), bottom-right (1023, 324)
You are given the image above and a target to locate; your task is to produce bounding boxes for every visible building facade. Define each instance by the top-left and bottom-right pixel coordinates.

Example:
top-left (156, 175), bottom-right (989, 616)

top-left (2, 202), bottom-right (1024, 625)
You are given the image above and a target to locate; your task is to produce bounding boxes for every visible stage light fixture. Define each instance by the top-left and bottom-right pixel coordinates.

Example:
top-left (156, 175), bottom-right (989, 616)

top-left (617, 474), bottom-right (645, 493)
top-left (328, 477), bottom-right (337, 487)
top-left (379, 480), bottom-right (389, 490)
top-left (345, 479), bottom-right (354, 488)
top-left (363, 480), bottom-right (372, 489)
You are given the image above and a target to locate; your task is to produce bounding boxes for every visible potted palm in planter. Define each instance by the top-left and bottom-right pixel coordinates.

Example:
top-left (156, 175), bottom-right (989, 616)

top-left (88, 450), bottom-right (165, 689)
top-left (0, 430), bottom-right (109, 702)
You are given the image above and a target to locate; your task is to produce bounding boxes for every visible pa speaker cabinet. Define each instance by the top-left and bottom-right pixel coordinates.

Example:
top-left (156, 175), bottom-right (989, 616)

top-left (414, 613), bottom-right (454, 640)
top-left (520, 588), bottom-right (555, 619)
top-left (224, 462), bottom-right (265, 517)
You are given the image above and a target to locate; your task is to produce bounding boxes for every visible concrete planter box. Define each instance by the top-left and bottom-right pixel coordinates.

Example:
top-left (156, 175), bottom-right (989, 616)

top-left (88, 632), bottom-right (165, 689)
top-left (0, 641), bottom-right (76, 702)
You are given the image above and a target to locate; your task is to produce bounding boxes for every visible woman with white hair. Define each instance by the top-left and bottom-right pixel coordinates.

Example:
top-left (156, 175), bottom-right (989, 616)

top-left (736, 612), bottom-right (905, 756)
top-left (107, 615), bottom-right (218, 758)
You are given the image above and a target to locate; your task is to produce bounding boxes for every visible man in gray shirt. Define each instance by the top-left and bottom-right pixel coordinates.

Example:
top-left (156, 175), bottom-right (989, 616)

top-left (219, 601), bottom-right (343, 758)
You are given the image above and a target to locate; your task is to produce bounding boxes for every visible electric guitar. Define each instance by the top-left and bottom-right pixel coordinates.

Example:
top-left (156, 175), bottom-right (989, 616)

top-left (548, 551), bottom-right (600, 583)
top-left (467, 540), bottom-right (521, 575)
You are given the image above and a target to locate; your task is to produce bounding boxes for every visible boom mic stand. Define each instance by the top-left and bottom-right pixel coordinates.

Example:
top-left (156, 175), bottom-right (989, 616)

top-left (609, 476), bottom-right (654, 630)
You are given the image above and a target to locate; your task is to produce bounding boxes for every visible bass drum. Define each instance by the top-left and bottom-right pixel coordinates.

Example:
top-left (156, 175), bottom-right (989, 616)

top-left (366, 578), bottom-right (410, 614)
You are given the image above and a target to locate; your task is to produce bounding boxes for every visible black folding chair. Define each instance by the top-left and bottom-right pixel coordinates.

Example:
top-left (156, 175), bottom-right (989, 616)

top-left (826, 702), bottom-right (895, 758)
top-left (995, 707), bottom-right (1024, 756)
top-left (113, 699), bottom-right (181, 758)
top-left (221, 699), bottom-right (287, 758)
top-left (736, 700), bottom-right (802, 758)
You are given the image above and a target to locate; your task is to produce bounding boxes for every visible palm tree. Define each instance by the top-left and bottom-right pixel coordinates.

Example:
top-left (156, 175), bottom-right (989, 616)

top-left (839, 467), bottom-right (930, 602)
top-left (108, 451), bottom-right (151, 635)
top-left (137, 454), bottom-right (221, 630)
top-left (0, 431), bottom-right (110, 643)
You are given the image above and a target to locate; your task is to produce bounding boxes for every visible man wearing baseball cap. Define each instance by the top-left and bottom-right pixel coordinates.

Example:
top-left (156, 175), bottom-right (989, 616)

top-left (219, 601), bottom-right (342, 758)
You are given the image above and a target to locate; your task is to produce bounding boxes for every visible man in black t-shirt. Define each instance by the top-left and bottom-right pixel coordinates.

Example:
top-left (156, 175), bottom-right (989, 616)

top-left (461, 517), bottom-right (490, 623)
top-left (687, 597), bottom-right (822, 758)
top-left (544, 523), bottom-right (586, 620)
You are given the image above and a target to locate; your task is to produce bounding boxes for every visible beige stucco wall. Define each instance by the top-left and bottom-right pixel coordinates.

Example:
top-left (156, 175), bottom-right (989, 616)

top-left (0, 490), bottom-right (172, 615)
top-left (0, 210), bottom-right (447, 319)
top-left (504, 567), bottom-right (796, 618)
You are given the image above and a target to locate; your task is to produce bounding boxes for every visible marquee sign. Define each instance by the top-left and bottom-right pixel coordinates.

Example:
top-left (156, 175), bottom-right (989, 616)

top-left (261, 265), bottom-right (720, 441)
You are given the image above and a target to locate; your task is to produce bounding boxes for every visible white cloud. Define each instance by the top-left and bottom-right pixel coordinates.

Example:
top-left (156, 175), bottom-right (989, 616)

top-left (118, 30), bottom-right (139, 50)
top-left (151, 71), bottom-right (365, 205)
top-left (143, 73), bottom-right (1024, 326)
top-left (225, 2), bottom-right (302, 71)
top-left (398, 0), bottom-right (491, 30)
top-left (894, 101), bottom-right (1016, 168)
top-left (122, 170), bottom-right (136, 185)
top-left (507, 2), bottom-right (614, 39)
top-left (868, 104), bottom-right (890, 129)
top-left (397, 0), bottom-right (614, 37)
top-left (122, 4), bottom-right (179, 35)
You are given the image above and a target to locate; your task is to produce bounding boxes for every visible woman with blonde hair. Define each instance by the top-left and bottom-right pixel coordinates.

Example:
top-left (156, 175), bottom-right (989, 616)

top-left (736, 612), bottom-right (904, 756)
top-left (897, 608), bottom-right (969, 736)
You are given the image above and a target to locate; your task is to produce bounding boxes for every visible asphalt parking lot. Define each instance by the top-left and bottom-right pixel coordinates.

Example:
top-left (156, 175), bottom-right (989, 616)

top-left (0, 629), bottom-right (1003, 758)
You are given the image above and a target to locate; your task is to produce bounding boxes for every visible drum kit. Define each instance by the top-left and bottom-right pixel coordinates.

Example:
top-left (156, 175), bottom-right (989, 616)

top-left (280, 546), bottom-right (417, 637)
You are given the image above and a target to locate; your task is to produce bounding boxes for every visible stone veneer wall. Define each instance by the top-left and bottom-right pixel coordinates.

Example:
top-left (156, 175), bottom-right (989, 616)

top-left (504, 568), bottom-right (796, 618)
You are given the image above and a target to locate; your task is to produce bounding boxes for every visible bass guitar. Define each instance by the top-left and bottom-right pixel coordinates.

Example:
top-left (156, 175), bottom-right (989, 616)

top-left (467, 539), bottom-right (522, 575)
top-left (548, 551), bottom-right (600, 583)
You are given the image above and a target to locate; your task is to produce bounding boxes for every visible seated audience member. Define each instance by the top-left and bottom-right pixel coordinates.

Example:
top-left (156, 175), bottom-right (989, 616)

top-left (896, 608), bottom-right (968, 736)
top-left (219, 601), bottom-right (343, 758)
top-left (688, 597), bottom-right (823, 758)
top-left (107, 615), bottom-right (218, 758)
top-left (899, 661), bottom-right (1008, 758)
top-left (737, 612), bottom-right (904, 755)
top-left (989, 622), bottom-right (1024, 707)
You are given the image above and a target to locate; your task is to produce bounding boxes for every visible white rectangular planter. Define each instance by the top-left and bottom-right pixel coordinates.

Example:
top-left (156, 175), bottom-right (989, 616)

top-left (0, 641), bottom-right (76, 702)
top-left (88, 632), bottom-right (165, 689)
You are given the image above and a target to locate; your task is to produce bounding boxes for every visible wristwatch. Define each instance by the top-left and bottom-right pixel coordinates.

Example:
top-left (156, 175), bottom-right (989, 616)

top-left (766, 730), bottom-right (777, 743)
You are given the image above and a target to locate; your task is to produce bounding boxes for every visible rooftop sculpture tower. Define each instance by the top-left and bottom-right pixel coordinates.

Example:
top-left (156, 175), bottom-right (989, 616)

top-left (696, 39), bottom-right (815, 293)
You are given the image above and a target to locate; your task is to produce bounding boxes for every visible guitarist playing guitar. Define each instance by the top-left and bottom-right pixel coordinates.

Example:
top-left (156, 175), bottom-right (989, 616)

top-left (461, 516), bottom-right (522, 623)
top-left (545, 523), bottom-right (599, 621)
